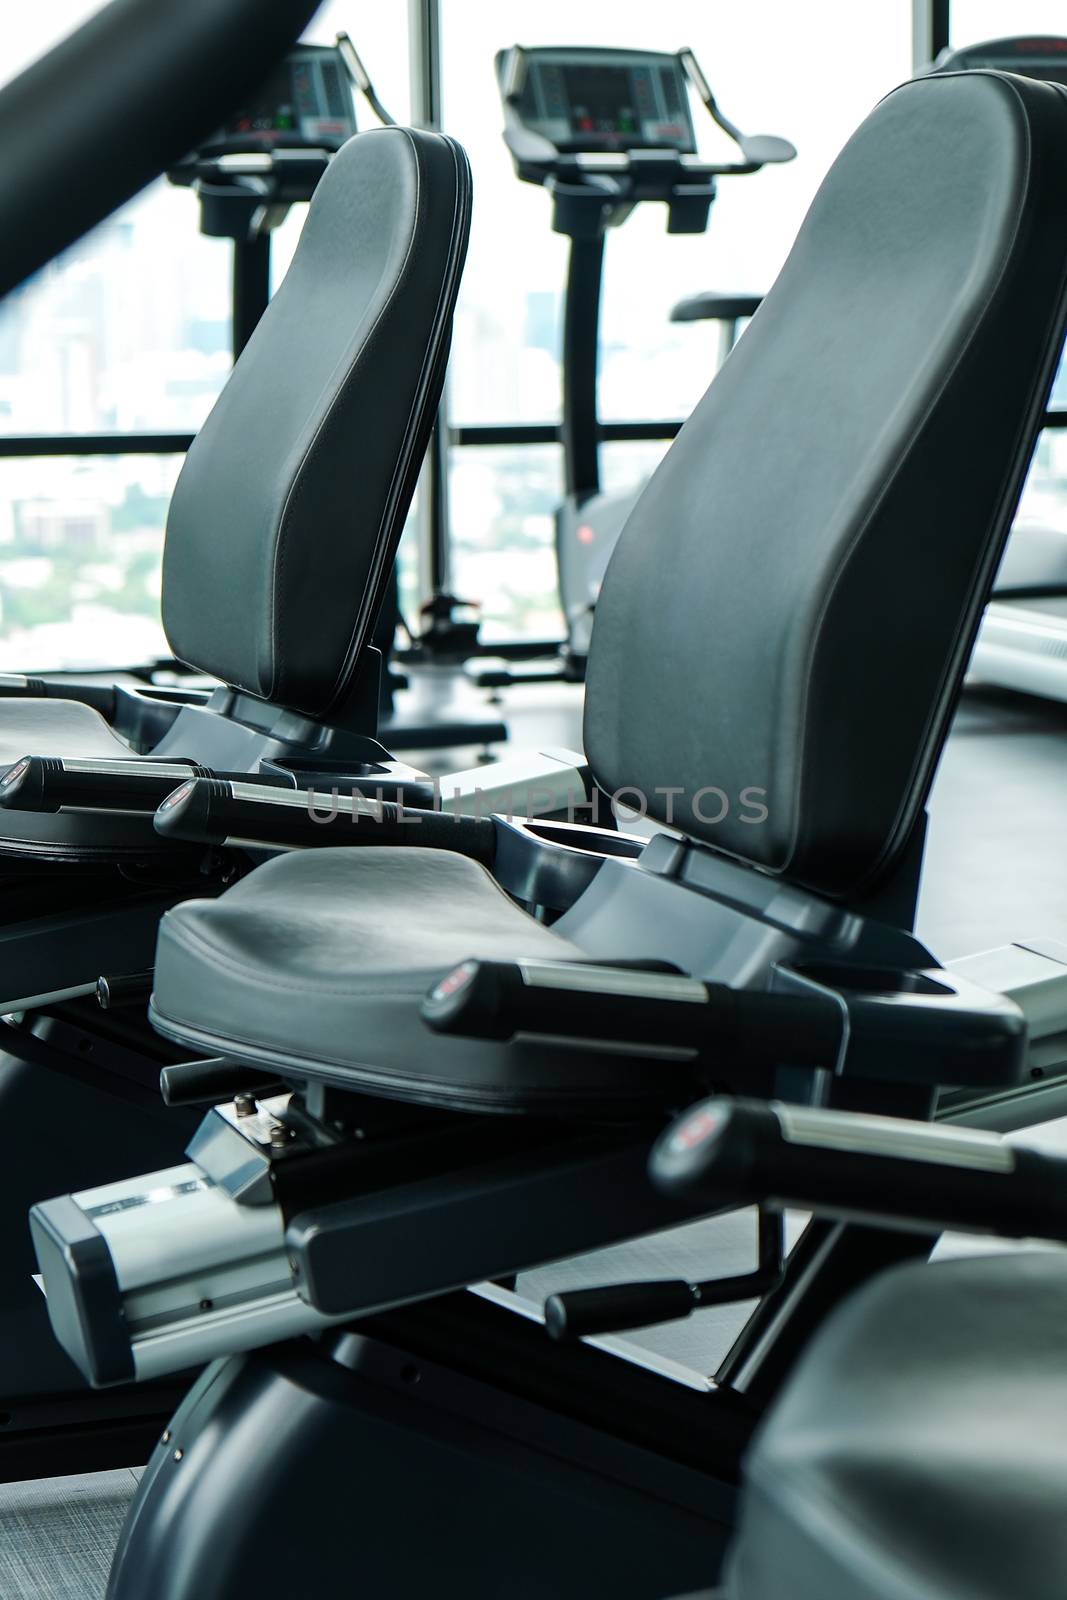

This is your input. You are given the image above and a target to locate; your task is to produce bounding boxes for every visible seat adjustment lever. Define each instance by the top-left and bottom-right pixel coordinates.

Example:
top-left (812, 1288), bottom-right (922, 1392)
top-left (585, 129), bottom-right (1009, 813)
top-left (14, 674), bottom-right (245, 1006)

top-left (544, 1208), bottom-right (784, 1340)
top-left (96, 970), bottom-right (154, 1009)
top-left (159, 1059), bottom-right (288, 1108)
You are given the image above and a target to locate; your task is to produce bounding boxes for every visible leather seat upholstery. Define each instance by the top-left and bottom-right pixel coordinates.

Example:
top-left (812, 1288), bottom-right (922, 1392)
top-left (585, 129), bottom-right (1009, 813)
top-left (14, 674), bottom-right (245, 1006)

top-left (722, 1252), bottom-right (1067, 1600)
top-left (162, 127), bottom-right (471, 719)
top-left (587, 70), bottom-right (1067, 899)
top-left (150, 848), bottom-right (695, 1113)
top-left (150, 73), bottom-right (1067, 1107)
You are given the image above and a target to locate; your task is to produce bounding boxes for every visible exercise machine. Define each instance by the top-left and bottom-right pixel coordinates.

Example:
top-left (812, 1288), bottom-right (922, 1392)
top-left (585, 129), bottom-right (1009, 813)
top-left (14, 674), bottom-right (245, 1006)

top-left (479, 45), bottom-right (793, 679)
top-left (31, 67), bottom-right (1067, 1595)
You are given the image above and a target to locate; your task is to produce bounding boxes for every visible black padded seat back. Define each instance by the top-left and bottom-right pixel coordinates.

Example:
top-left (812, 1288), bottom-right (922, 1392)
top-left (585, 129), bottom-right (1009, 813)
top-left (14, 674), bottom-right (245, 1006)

top-left (584, 72), bottom-right (1067, 900)
top-left (724, 1252), bottom-right (1067, 1600)
top-left (161, 127), bottom-right (471, 719)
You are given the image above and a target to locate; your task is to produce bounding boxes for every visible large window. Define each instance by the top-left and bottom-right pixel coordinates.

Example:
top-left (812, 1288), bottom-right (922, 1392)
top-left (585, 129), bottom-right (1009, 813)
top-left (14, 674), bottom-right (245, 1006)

top-left (0, 455), bottom-right (179, 671)
top-left (447, 445), bottom-right (564, 646)
top-left (441, 0), bottom-right (914, 637)
top-left (0, 3), bottom-right (410, 438)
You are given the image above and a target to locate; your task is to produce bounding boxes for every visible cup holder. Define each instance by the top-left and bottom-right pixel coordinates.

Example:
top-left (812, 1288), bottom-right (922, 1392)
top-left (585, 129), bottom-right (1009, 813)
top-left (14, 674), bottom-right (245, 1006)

top-left (771, 958), bottom-right (1026, 1088)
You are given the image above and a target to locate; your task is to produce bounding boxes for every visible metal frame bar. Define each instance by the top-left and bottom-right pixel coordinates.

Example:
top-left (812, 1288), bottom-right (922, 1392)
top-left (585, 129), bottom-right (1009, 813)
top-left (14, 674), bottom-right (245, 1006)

top-left (562, 236), bottom-right (605, 499)
top-left (451, 420), bottom-right (684, 449)
top-left (0, 434), bottom-right (194, 457)
top-left (6, 405), bottom-right (1061, 464)
top-left (407, 0), bottom-right (450, 600)
top-left (912, 0), bottom-right (951, 70)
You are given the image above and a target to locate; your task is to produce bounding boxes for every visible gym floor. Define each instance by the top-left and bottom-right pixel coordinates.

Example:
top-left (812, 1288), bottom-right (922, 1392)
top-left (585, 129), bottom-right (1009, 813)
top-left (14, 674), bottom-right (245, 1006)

top-left (4, 672), bottom-right (1067, 1600)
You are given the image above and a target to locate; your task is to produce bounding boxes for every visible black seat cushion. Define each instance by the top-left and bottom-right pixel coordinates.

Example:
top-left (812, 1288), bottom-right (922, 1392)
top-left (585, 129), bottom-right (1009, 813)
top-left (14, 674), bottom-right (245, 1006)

top-left (149, 847), bottom-right (695, 1114)
top-left (161, 126), bottom-right (471, 721)
top-left (724, 1252), bottom-right (1067, 1600)
top-left (585, 71), bottom-right (1067, 899)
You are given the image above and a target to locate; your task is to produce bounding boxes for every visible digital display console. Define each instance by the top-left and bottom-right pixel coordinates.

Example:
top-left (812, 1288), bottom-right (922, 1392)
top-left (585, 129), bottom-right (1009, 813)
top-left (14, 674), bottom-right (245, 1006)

top-left (516, 48), bottom-right (696, 153)
top-left (941, 36), bottom-right (1067, 89)
top-left (202, 46), bottom-right (356, 153)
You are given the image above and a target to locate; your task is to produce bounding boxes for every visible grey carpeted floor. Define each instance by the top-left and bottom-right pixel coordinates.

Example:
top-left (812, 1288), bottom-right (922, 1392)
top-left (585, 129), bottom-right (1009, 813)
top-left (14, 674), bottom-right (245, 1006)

top-left (0, 1469), bottom-right (141, 1600)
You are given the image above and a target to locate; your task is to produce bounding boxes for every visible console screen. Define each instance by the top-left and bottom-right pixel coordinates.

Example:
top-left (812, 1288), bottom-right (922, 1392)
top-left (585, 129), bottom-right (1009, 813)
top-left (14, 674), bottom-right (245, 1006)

top-left (559, 64), bottom-right (639, 139)
top-left (518, 49), bottom-right (696, 153)
top-left (967, 55), bottom-right (1067, 84)
top-left (203, 47), bottom-right (356, 152)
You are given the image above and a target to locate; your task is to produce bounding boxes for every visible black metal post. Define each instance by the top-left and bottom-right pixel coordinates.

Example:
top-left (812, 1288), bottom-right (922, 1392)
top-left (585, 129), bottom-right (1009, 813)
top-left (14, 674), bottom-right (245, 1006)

top-left (933, 0), bottom-right (951, 56)
top-left (231, 234), bottom-right (272, 359)
top-left (408, 0), bottom-right (451, 599)
top-left (714, 1218), bottom-right (936, 1407)
top-left (561, 235), bottom-right (605, 501)
top-left (912, 0), bottom-right (951, 70)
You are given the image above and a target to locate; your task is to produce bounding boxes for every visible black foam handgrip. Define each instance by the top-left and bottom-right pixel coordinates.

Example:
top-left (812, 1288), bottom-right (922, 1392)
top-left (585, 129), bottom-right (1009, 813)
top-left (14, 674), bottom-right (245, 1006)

top-left (155, 778), bottom-right (497, 866)
top-left (650, 1099), bottom-right (778, 1198)
top-left (422, 958), bottom-right (842, 1068)
top-left (544, 1280), bottom-right (699, 1341)
top-left (95, 971), bottom-right (154, 1010)
top-left (0, 675), bottom-right (49, 698)
top-left (650, 1097), bottom-right (1067, 1245)
top-left (0, 755), bottom-right (203, 814)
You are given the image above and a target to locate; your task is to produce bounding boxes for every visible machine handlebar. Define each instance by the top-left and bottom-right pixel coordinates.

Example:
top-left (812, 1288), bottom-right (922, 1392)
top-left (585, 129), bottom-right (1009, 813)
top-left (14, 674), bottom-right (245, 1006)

top-left (153, 776), bottom-right (497, 865)
top-left (422, 957), bottom-right (843, 1062)
top-left (0, 757), bottom-right (294, 817)
top-left (422, 956), bottom-right (1028, 1090)
top-left (651, 1097), bottom-right (1067, 1244)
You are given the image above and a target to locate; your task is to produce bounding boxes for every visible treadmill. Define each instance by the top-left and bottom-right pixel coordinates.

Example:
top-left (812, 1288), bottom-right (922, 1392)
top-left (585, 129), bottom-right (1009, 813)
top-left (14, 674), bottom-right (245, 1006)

top-left (939, 38), bottom-right (1067, 700)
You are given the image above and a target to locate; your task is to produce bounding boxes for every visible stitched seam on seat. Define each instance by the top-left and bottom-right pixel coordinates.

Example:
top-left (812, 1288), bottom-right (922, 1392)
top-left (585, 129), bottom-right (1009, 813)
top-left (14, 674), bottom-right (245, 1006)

top-left (151, 1007), bottom-right (664, 1107)
top-left (264, 128), bottom-right (425, 702)
top-left (151, 1007), bottom-right (451, 1086)
top-left (784, 72), bottom-right (1036, 879)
